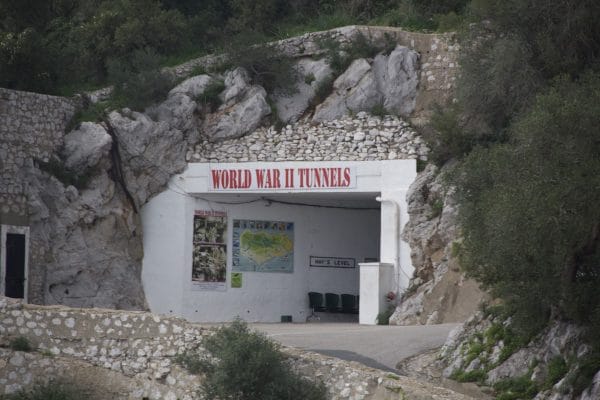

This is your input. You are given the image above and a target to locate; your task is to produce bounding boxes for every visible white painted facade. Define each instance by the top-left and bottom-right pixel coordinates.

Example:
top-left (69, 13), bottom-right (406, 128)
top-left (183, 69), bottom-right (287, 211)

top-left (141, 160), bottom-right (416, 324)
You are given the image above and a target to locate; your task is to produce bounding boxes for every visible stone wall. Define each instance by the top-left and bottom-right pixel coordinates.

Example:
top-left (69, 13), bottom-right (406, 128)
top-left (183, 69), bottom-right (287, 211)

top-left (0, 88), bottom-right (80, 223)
top-left (0, 298), bottom-right (471, 400)
top-left (189, 112), bottom-right (428, 163)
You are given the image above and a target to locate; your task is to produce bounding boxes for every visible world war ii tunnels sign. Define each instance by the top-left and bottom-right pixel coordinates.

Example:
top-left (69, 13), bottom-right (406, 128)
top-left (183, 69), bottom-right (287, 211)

top-left (209, 166), bottom-right (356, 191)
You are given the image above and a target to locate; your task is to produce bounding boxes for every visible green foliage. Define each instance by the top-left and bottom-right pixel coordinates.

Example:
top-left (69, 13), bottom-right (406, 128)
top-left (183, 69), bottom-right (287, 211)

top-left (196, 80), bottom-right (225, 111)
top-left (107, 47), bottom-right (173, 111)
top-left (177, 319), bottom-right (327, 400)
top-left (544, 357), bottom-right (568, 390)
top-left (304, 73), bottom-right (316, 85)
top-left (563, 352), bottom-right (600, 395)
top-left (416, 159), bottom-right (427, 172)
top-left (452, 73), bottom-right (600, 337)
top-left (66, 102), bottom-right (110, 130)
top-left (370, 102), bottom-right (388, 117)
top-left (37, 157), bottom-right (95, 190)
top-left (493, 375), bottom-right (538, 400)
top-left (0, 380), bottom-right (82, 400)
top-left (449, 369), bottom-right (487, 383)
top-left (376, 305), bottom-right (395, 325)
top-left (9, 336), bottom-right (32, 352)
top-left (310, 76), bottom-right (335, 109)
top-left (223, 35), bottom-right (298, 95)
top-left (428, 198), bottom-right (443, 220)
top-left (1, 0), bottom-right (470, 95)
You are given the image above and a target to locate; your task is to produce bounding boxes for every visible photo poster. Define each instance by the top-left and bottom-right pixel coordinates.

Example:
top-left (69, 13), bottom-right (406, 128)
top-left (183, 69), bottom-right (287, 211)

top-left (191, 210), bottom-right (227, 291)
top-left (232, 219), bottom-right (294, 273)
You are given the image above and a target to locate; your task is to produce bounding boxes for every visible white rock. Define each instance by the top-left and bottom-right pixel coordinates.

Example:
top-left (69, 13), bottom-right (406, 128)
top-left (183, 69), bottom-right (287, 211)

top-left (168, 74), bottom-right (214, 98)
top-left (63, 122), bottom-right (112, 170)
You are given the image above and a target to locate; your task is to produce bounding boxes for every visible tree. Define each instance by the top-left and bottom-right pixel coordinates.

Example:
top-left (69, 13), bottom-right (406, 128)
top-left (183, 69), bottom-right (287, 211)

top-left (453, 73), bottom-right (600, 334)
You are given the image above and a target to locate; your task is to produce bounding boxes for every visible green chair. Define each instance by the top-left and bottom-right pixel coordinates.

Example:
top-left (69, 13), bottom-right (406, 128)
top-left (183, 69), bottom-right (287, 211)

top-left (341, 294), bottom-right (356, 314)
top-left (308, 292), bottom-right (326, 312)
top-left (325, 293), bottom-right (341, 313)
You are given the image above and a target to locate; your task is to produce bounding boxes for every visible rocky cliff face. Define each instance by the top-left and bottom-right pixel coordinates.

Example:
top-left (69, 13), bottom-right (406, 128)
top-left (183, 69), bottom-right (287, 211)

top-left (2, 26), bottom-right (459, 311)
top-left (390, 164), bottom-right (486, 325)
top-left (437, 312), bottom-right (600, 400)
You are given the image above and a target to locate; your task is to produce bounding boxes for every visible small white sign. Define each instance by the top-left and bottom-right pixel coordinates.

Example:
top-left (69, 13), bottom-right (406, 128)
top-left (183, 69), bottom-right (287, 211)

top-left (309, 256), bottom-right (356, 269)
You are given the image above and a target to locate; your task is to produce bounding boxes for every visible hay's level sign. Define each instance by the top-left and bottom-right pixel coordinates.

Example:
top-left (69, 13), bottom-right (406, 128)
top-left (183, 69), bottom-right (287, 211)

top-left (209, 166), bottom-right (356, 191)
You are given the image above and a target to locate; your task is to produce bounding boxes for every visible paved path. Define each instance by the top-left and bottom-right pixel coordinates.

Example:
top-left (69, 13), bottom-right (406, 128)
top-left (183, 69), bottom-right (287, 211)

top-left (252, 322), bottom-right (460, 371)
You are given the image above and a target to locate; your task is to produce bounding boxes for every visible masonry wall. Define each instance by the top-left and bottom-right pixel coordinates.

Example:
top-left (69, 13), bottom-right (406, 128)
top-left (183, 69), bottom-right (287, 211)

top-left (0, 88), bottom-right (80, 224)
top-left (0, 297), bottom-right (468, 400)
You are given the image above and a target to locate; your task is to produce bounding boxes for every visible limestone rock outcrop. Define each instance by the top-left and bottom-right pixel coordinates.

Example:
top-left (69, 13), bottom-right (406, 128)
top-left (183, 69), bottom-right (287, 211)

top-left (390, 164), bottom-right (486, 325)
top-left (313, 45), bottom-right (419, 122)
top-left (62, 122), bottom-right (112, 171)
top-left (202, 68), bottom-right (271, 141)
top-left (25, 80), bottom-right (204, 309)
top-left (273, 58), bottom-right (333, 123)
top-left (438, 312), bottom-right (598, 400)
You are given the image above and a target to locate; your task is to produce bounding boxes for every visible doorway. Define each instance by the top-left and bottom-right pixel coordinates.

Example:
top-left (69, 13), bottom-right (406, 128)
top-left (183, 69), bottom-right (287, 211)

top-left (1, 225), bottom-right (29, 300)
top-left (5, 233), bottom-right (26, 298)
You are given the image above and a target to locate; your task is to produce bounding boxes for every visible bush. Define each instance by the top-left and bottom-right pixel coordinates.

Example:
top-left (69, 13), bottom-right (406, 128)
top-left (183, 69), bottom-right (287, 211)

top-left (449, 369), bottom-right (487, 383)
top-left (9, 336), bottom-right (32, 352)
top-left (37, 157), bottom-right (95, 190)
top-left (493, 375), bottom-right (538, 400)
top-left (177, 319), bottom-right (327, 400)
top-left (376, 305), bottom-right (395, 325)
top-left (544, 357), bottom-right (568, 390)
top-left (107, 47), bottom-right (173, 111)
top-left (452, 73), bottom-right (600, 337)
top-left (196, 80), bottom-right (225, 111)
top-left (0, 380), bottom-right (82, 400)
top-left (223, 34), bottom-right (298, 95)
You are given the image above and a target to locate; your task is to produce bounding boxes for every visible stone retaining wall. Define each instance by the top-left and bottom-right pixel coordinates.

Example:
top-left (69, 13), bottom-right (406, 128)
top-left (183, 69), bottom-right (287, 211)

top-left (189, 112), bottom-right (428, 163)
top-left (0, 298), bottom-right (470, 400)
top-left (0, 88), bottom-right (80, 222)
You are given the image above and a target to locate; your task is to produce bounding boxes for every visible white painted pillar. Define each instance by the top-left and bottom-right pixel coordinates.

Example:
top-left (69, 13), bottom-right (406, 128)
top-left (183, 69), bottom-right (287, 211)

top-left (359, 262), bottom-right (394, 325)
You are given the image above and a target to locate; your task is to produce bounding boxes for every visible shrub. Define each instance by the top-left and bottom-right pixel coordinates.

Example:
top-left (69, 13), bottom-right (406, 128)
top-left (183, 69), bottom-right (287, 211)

top-left (9, 336), bottom-right (32, 352)
top-left (376, 305), bottom-right (395, 325)
top-left (223, 34), bottom-right (298, 95)
top-left (452, 73), bottom-right (600, 337)
top-left (544, 357), bottom-right (568, 390)
top-left (37, 157), bottom-right (94, 190)
top-left (0, 380), bottom-right (82, 400)
top-left (493, 375), bottom-right (538, 400)
top-left (450, 369), bottom-right (487, 383)
top-left (107, 47), bottom-right (173, 111)
top-left (370, 102), bottom-right (388, 117)
top-left (196, 80), bottom-right (225, 111)
top-left (177, 319), bottom-right (326, 400)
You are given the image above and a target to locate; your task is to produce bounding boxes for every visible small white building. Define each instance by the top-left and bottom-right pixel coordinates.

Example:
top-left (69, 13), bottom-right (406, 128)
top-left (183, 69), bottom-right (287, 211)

top-left (142, 158), bottom-right (417, 325)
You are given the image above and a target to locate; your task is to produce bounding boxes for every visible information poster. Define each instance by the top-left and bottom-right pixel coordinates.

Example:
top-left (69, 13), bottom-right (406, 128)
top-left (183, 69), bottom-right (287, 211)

top-left (192, 210), bottom-right (227, 291)
top-left (232, 219), bottom-right (294, 273)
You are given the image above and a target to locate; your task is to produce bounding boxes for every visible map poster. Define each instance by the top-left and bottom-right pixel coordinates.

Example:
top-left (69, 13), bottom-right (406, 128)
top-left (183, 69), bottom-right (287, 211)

top-left (191, 210), bottom-right (227, 291)
top-left (232, 219), bottom-right (294, 273)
